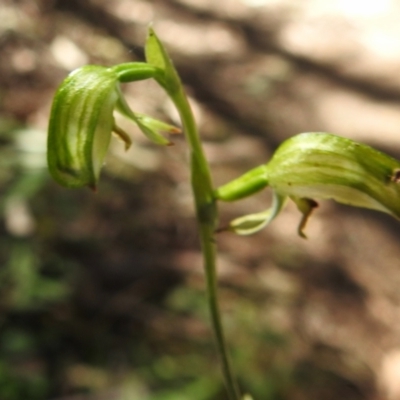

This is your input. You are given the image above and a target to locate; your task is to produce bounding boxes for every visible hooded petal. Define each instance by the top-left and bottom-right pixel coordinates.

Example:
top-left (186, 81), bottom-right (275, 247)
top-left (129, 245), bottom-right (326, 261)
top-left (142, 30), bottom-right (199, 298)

top-left (266, 132), bottom-right (400, 219)
top-left (47, 65), bottom-right (119, 188)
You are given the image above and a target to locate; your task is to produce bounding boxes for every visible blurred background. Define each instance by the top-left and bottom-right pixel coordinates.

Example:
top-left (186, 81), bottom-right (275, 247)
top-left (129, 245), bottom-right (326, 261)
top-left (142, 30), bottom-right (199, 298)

top-left (2, 0), bottom-right (400, 399)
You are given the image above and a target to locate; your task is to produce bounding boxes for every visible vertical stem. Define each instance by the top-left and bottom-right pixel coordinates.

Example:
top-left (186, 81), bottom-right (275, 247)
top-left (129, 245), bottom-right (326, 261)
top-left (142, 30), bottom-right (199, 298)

top-left (170, 87), bottom-right (241, 400)
top-left (200, 223), bottom-right (241, 400)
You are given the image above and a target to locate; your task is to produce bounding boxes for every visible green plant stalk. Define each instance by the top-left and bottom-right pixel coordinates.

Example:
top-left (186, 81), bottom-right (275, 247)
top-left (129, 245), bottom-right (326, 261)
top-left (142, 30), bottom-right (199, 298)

top-left (169, 85), bottom-right (241, 400)
top-left (143, 28), bottom-right (240, 398)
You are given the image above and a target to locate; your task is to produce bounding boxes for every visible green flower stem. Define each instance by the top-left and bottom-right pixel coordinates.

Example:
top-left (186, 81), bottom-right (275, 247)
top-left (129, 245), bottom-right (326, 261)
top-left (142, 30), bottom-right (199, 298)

top-left (215, 164), bottom-right (269, 202)
top-left (109, 52), bottom-right (241, 397)
top-left (111, 63), bottom-right (160, 82)
top-left (143, 27), bottom-right (242, 396)
top-left (169, 85), bottom-right (241, 400)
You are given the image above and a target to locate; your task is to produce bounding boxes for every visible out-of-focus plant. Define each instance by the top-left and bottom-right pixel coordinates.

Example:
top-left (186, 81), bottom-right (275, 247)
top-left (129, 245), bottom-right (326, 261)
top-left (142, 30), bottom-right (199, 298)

top-left (46, 27), bottom-right (400, 400)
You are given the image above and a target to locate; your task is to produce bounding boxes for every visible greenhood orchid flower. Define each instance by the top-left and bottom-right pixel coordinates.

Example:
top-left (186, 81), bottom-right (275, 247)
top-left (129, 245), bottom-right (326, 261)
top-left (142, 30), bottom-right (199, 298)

top-left (47, 63), bottom-right (180, 189)
top-left (215, 132), bottom-right (400, 237)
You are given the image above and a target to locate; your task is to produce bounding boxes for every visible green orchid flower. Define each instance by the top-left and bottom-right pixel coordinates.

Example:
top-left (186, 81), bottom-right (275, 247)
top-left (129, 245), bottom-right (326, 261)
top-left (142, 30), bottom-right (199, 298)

top-left (215, 132), bottom-right (400, 237)
top-left (47, 63), bottom-right (180, 189)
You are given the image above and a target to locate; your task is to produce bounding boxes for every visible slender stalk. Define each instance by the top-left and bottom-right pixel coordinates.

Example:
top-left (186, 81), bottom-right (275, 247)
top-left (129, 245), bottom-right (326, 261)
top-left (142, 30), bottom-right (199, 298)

top-left (169, 87), bottom-right (241, 400)
top-left (110, 35), bottom-right (242, 397)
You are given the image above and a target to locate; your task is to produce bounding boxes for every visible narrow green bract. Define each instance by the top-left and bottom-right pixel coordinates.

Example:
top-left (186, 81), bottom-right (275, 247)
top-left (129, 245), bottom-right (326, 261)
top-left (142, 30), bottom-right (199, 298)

top-left (145, 27), bottom-right (181, 94)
